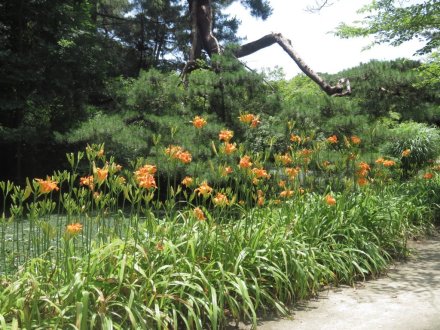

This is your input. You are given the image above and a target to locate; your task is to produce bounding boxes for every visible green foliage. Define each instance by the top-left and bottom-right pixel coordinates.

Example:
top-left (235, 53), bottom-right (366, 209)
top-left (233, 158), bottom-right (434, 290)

top-left (59, 110), bottom-right (152, 163)
top-left (415, 52), bottom-right (440, 90)
top-left (188, 55), bottom-right (281, 123)
top-left (382, 121), bottom-right (440, 172)
top-left (0, 0), bottom-right (118, 182)
top-left (335, 0), bottom-right (440, 55)
top-left (127, 69), bottom-right (185, 115)
top-left (278, 74), bottom-right (367, 137)
top-left (333, 59), bottom-right (440, 124)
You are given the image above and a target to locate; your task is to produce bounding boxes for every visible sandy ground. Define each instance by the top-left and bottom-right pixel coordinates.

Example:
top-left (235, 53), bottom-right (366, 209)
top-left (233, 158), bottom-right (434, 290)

top-left (239, 234), bottom-right (440, 330)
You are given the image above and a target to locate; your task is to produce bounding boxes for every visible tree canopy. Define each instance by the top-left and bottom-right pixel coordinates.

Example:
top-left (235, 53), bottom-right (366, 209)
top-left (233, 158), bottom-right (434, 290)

top-left (335, 0), bottom-right (440, 55)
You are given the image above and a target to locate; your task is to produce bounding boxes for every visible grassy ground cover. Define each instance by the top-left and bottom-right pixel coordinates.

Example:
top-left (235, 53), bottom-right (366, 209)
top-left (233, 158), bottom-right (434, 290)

top-left (0, 115), bottom-right (439, 329)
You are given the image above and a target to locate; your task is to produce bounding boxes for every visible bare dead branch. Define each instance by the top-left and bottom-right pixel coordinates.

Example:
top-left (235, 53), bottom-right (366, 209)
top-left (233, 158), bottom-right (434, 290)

top-left (305, 0), bottom-right (335, 13)
top-left (233, 33), bottom-right (351, 97)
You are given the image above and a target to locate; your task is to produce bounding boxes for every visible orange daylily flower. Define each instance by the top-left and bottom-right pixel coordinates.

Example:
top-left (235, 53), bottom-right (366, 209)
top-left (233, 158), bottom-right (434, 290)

top-left (350, 136), bottom-right (361, 145)
top-left (195, 181), bottom-right (213, 197)
top-left (251, 117), bottom-right (261, 128)
top-left (239, 113), bottom-right (255, 124)
top-left (290, 134), bottom-right (302, 143)
top-left (96, 167), bottom-right (108, 183)
top-left (325, 194), bottom-right (336, 206)
top-left (298, 149), bottom-right (313, 157)
top-left (134, 164), bottom-right (157, 190)
top-left (357, 162), bottom-right (371, 178)
top-left (423, 172), bottom-right (434, 180)
top-left (279, 189), bottom-right (294, 198)
top-left (275, 153), bottom-right (292, 166)
top-left (35, 177), bottom-right (59, 194)
top-left (219, 129), bottom-right (234, 142)
top-left (402, 149), bottom-right (411, 157)
top-left (222, 166), bottom-right (233, 177)
top-left (239, 155), bottom-right (252, 169)
top-left (285, 167), bottom-right (300, 179)
top-left (327, 135), bottom-right (338, 144)
top-left (252, 167), bottom-right (270, 179)
top-left (193, 207), bottom-right (206, 221)
top-left (223, 142), bottom-right (237, 155)
top-left (80, 175), bottom-right (94, 190)
top-left (137, 174), bottom-right (157, 190)
top-left (181, 176), bottom-right (194, 187)
top-left (357, 177), bottom-right (369, 186)
top-left (165, 145), bottom-right (183, 158)
top-left (66, 223), bottom-right (83, 235)
top-left (177, 151), bottom-right (192, 164)
top-left (382, 160), bottom-right (396, 167)
top-left (213, 192), bottom-right (229, 207)
top-left (192, 116), bottom-right (207, 129)
top-left (165, 145), bottom-right (192, 164)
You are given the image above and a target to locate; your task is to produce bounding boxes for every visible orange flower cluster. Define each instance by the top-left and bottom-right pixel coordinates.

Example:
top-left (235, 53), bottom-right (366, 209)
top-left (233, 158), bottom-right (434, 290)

top-left (193, 207), bottom-right (206, 221)
top-left (325, 194), bottom-right (336, 206)
top-left (96, 167), bottom-right (108, 183)
top-left (165, 145), bottom-right (192, 164)
top-left (298, 149), bottom-right (313, 157)
top-left (275, 153), bottom-right (292, 166)
top-left (357, 162), bottom-right (370, 177)
top-left (35, 177), bottom-right (59, 194)
top-left (239, 113), bottom-right (260, 127)
top-left (222, 166), bottom-right (233, 177)
top-left (66, 223), bottom-right (83, 235)
top-left (327, 135), bottom-right (338, 144)
top-left (290, 134), bottom-right (302, 143)
top-left (350, 136), bottom-right (361, 145)
top-left (223, 142), bottom-right (237, 155)
top-left (192, 116), bottom-right (207, 129)
top-left (279, 189), bottom-right (294, 198)
top-left (383, 160), bottom-right (396, 167)
top-left (285, 167), bottom-right (300, 179)
top-left (80, 175), bottom-right (94, 190)
top-left (239, 155), bottom-right (252, 169)
top-left (181, 176), bottom-right (193, 187)
top-left (357, 162), bottom-right (371, 186)
top-left (134, 164), bottom-right (157, 190)
top-left (423, 172), bottom-right (434, 180)
top-left (252, 167), bottom-right (270, 179)
top-left (195, 181), bottom-right (213, 197)
top-left (219, 129), bottom-right (234, 142)
top-left (213, 192), bottom-right (229, 207)
top-left (376, 158), bottom-right (396, 167)
top-left (402, 149), bottom-right (411, 157)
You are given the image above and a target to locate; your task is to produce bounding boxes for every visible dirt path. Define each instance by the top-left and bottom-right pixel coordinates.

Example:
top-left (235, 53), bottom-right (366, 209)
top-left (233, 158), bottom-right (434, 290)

top-left (242, 235), bottom-right (440, 330)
